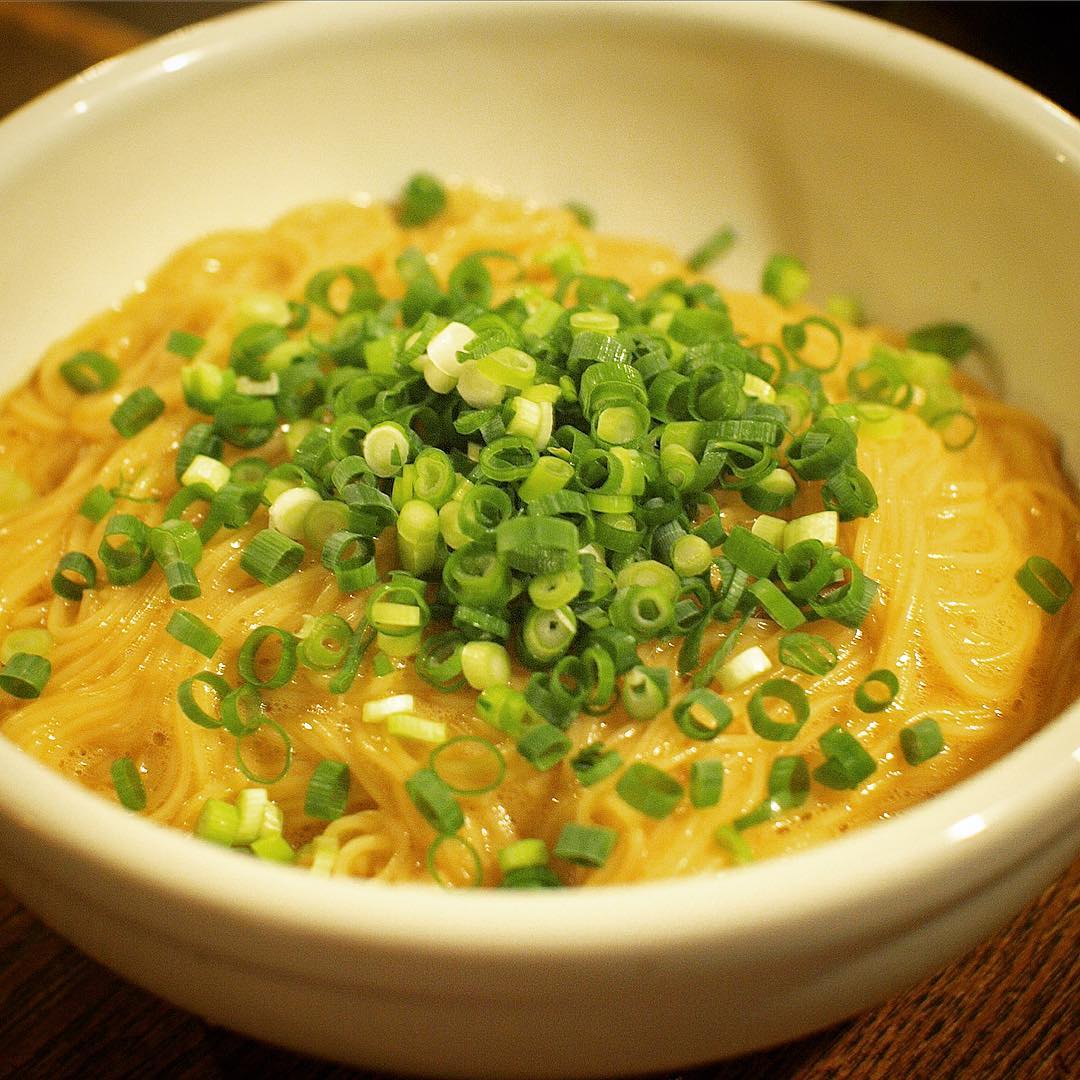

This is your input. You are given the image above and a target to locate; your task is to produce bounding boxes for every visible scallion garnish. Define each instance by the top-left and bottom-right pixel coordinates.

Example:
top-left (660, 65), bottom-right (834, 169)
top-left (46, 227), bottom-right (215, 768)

top-left (553, 822), bottom-right (617, 868)
top-left (110, 757), bottom-right (147, 811)
top-left (813, 726), bottom-right (876, 790)
top-left (166, 610), bottom-right (222, 659)
top-left (405, 767), bottom-right (464, 835)
top-left (616, 762), bottom-right (684, 819)
top-left (240, 529), bottom-right (304, 586)
top-left (59, 350), bottom-right (120, 394)
top-left (51, 551), bottom-right (97, 600)
top-left (398, 172), bottom-right (447, 227)
top-left (854, 668), bottom-right (900, 713)
top-left (900, 717), bottom-right (945, 766)
top-left (1015, 556), bottom-right (1073, 614)
top-left (304, 760), bottom-right (350, 821)
top-left (110, 386), bottom-right (165, 437)
top-left (0, 652), bottom-right (51, 699)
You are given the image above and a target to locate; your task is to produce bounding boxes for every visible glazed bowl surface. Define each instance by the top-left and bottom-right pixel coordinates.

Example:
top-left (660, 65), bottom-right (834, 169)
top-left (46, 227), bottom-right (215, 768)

top-left (0, 3), bottom-right (1078, 1077)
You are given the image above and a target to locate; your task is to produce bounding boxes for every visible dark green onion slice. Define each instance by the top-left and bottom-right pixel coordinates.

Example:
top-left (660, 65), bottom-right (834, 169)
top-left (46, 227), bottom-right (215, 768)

top-left (906, 322), bottom-right (976, 360)
top-left (854, 668), bottom-right (900, 713)
top-left (900, 717), bottom-right (945, 765)
top-left (405, 767), bottom-right (464, 834)
top-left (714, 823), bottom-right (753, 865)
top-left (813, 725), bottom-right (876, 789)
top-left (748, 678), bottom-right (809, 741)
top-left (298, 614), bottom-right (352, 671)
top-left (501, 864), bottom-right (563, 889)
top-left (110, 756), bottom-right (147, 811)
top-left (748, 579), bottom-right (806, 631)
top-left (162, 559), bottom-right (200, 601)
top-left (689, 759), bottom-right (724, 808)
top-left (1015, 556), bottom-right (1072, 614)
top-left (723, 525), bottom-right (780, 578)
top-left (238, 625), bottom-right (298, 689)
top-left (398, 173), bottom-right (447, 227)
top-left (570, 743), bottom-right (623, 787)
top-left (99, 514), bottom-right (153, 586)
top-left (762, 254), bottom-right (810, 306)
top-left (429, 735), bottom-right (506, 795)
top-left (778, 632), bottom-right (838, 676)
top-left (165, 610), bottom-right (221, 659)
top-left (240, 529), bottom-right (304, 586)
top-left (673, 688), bottom-right (733, 741)
top-left (51, 551), bottom-right (97, 600)
top-left (79, 484), bottom-right (115, 523)
top-left (553, 822), bottom-right (617, 868)
top-left (177, 671), bottom-right (231, 729)
top-left (328, 622), bottom-right (375, 695)
top-left (60, 350), bottom-right (120, 394)
top-left (0, 652), bottom-right (51, 699)
top-left (563, 201), bottom-right (595, 229)
top-left (166, 330), bottom-right (205, 359)
top-left (220, 684), bottom-right (265, 737)
top-left (516, 723), bottom-right (573, 771)
top-left (305, 760), bottom-right (350, 820)
top-left (686, 225), bottom-right (736, 272)
top-left (235, 717), bottom-right (292, 785)
top-left (110, 386), bottom-right (165, 437)
top-left (427, 834), bottom-right (484, 888)
top-left (616, 762), bottom-right (683, 819)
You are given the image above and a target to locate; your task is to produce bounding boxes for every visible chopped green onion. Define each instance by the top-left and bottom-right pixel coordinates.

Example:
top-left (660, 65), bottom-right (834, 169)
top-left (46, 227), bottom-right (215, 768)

top-left (166, 610), bottom-right (221, 658)
top-left (826, 294), bottom-right (864, 326)
top-left (195, 798), bottom-right (240, 846)
top-left (79, 485), bottom-right (115, 523)
top-left (900, 717), bottom-right (945, 765)
top-left (516, 723), bottom-right (573, 771)
top-left (60, 350), bottom-right (120, 394)
top-left (673, 688), bottom-right (733, 741)
top-left (748, 678), bottom-right (809, 741)
top-left (239, 625), bottom-right (298, 688)
top-left (399, 172), bottom-right (447, 227)
top-left (718, 645), bottom-right (772, 692)
top-left (906, 322), bottom-right (976, 360)
top-left (251, 833), bottom-right (296, 863)
top-left (553, 822), bottom-right (617, 867)
top-left (177, 671), bottom-right (231, 729)
top-left (762, 254), bottom-right (810, 306)
top-left (51, 551), bottom-right (97, 600)
top-left (0, 652), bottom-right (51, 699)
top-left (387, 713), bottom-right (447, 743)
top-left (296, 612), bottom-right (350, 672)
top-left (689, 759), bottom-right (724, 808)
top-left (620, 665), bottom-right (670, 721)
top-left (166, 330), bottom-right (205, 358)
top-left (778, 632), bottom-right (838, 676)
top-left (99, 515), bottom-right (153, 586)
top-left (1016, 556), bottom-right (1072, 614)
top-left (570, 743), bottom-right (623, 786)
top-left (460, 640), bottom-right (511, 690)
top-left (0, 628), bottom-right (52, 665)
top-left (498, 838), bottom-right (549, 873)
top-left (564, 201), bottom-right (595, 229)
top-left (235, 717), bottom-right (292, 784)
top-left (430, 735), bottom-right (506, 795)
top-left (240, 529), bottom-right (304, 586)
top-left (110, 757), bottom-right (147, 811)
top-left (687, 225), bottom-right (736, 272)
top-left (854, 668), bottom-right (900, 713)
top-left (305, 760), bottom-right (350, 820)
top-left (233, 787), bottom-right (270, 845)
top-left (813, 725), bottom-right (876, 789)
top-left (405, 767), bottom-right (464, 834)
top-left (616, 762), bottom-right (683, 819)
top-left (110, 386), bottom-right (165, 437)
top-left (715, 823), bottom-right (753, 865)
top-left (723, 525), bottom-right (779, 578)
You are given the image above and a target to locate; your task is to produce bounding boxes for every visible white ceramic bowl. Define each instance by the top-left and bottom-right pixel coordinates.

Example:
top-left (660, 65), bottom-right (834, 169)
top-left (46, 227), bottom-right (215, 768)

top-left (1, 3), bottom-right (1078, 1077)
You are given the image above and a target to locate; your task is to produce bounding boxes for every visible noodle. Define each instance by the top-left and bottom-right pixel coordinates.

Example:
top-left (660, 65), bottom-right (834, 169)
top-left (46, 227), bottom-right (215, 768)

top-left (0, 187), bottom-right (1077, 887)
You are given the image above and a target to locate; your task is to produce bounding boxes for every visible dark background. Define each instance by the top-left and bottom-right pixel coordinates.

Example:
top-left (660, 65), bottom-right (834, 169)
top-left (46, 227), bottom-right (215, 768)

top-left (79, 1), bottom-right (1080, 119)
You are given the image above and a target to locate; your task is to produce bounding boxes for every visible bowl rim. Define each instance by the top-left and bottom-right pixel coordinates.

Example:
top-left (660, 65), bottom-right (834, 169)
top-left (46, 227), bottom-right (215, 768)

top-left (0, 0), bottom-right (1078, 965)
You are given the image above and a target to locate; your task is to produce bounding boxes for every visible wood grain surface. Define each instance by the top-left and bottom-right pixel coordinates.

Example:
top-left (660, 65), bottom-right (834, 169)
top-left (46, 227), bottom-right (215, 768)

top-left (0, 5), bottom-right (1077, 1079)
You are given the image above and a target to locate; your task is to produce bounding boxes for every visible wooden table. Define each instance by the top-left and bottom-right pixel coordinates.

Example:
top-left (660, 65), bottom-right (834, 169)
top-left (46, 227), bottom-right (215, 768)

top-left (0, 5), bottom-right (1077, 1078)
